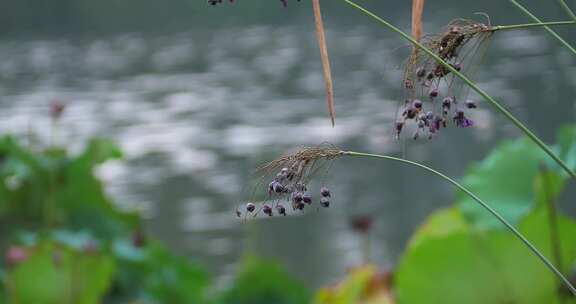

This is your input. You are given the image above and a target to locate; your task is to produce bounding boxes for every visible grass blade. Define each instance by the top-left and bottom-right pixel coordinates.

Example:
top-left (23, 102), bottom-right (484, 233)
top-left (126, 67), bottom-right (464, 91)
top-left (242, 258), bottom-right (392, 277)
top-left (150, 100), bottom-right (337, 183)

top-left (509, 0), bottom-right (576, 56)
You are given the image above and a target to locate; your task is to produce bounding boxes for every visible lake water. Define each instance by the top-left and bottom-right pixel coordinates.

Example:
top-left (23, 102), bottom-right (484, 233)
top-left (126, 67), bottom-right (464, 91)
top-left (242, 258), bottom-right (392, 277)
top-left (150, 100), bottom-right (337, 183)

top-left (0, 0), bottom-right (574, 288)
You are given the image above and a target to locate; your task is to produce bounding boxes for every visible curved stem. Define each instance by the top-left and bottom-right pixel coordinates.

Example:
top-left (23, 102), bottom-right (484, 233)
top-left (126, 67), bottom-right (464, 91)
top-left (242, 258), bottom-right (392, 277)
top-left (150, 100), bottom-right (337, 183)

top-left (489, 20), bottom-right (575, 31)
top-left (509, 0), bottom-right (576, 56)
top-left (558, 0), bottom-right (576, 22)
top-left (342, 0), bottom-right (576, 179)
top-left (342, 150), bottom-right (576, 295)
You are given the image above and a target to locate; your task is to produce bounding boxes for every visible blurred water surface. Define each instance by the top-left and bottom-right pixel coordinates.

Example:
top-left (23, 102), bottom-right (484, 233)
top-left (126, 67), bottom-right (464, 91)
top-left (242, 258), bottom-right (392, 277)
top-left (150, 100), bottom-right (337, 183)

top-left (0, 0), bottom-right (574, 288)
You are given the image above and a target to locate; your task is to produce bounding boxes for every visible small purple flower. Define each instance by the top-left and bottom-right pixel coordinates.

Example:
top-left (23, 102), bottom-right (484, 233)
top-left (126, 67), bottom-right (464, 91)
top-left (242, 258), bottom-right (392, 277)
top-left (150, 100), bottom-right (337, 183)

top-left (293, 201), bottom-right (305, 211)
top-left (274, 182), bottom-right (285, 193)
top-left (403, 107), bottom-right (417, 119)
top-left (412, 99), bottom-right (423, 109)
top-left (320, 197), bottom-right (330, 208)
top-left (416, 67), bottom-right (426, 79)
top-left (320, 187), bottom-right (331, 198)
top-left (453, 110), bottom-right (474, 128)
top-left (291, 192), bottom-right (303, 203)
top-left (303, 193), bottom-right (312, 204)
top-left (395, 121), bottom-right (404, 138)
top-left (276, 204), bottom-right (287, 216)
top-left (442, 97), bottom-right (453, 109)
top-left (429, 89), bottom-right (439, 98)
top-left (263, 204), bottom-right (273, 216)
top-left (246, 203), bottom-right (256, 213)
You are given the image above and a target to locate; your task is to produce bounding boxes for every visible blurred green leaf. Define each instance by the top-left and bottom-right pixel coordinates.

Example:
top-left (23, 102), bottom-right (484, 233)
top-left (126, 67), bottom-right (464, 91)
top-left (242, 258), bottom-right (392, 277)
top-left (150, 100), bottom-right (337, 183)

top-left (111, 240), bottom-right (210, 303)
top-left (457, 139), bottom-right (546, 229)
top-left (396, 207), bottom-right (576, 304)
top-left (5, 241), bottom-right (115, 304)
top-left (219, 255), bottom-right (310, 304)
top-left (554, 125), bottom-right (576, 172)
top-left (457, 126), bottom-right (576, 230)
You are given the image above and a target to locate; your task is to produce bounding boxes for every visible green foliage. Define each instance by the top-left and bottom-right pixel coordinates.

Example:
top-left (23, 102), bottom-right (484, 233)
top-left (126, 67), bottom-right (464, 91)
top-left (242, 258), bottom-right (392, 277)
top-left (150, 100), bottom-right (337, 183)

top-left (219, 255), bottom-right (311, 304)
top-left (457, 125), bottom-right (576, 230)
top-left (0, 136), bottom-right (211, 303)
top-left (0, 136), bottom-right (137, 237)
top-left (395, 126), bottom-right (576, 304)
top-left (112, 240), bottom-right (210, 304)
top-left (5, 240), bottom-right (115, 304)
top-left (396, 207), bottom-right (576, 304)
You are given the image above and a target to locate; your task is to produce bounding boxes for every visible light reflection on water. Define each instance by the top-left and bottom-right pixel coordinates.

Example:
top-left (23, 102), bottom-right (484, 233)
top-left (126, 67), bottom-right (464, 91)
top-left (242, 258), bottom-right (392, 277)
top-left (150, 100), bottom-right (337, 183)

top-left (0, 23), bottom-right (574, 288)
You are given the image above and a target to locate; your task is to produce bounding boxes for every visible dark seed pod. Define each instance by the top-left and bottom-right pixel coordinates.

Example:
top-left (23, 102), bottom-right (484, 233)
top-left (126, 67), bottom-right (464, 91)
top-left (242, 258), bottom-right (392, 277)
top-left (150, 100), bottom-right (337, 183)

top-left (320, 197), bottom-right (330, 208)
top-left (429, 89), bottom-right (439, 98)
top-left (293, 201), bottom-right (305, 210)
top-left (426, 72), bottom-right (434, 80)
top-left (274, 182), bottom-right (285, 193)
top-left (320, 187), bottom-right (331, 198)
top-left (303, 194), bottom-right (312, 204)
top-left (263, 204), bottom-right (273, 216)
top-left (246, 203), bottom-right (256, 213)
top-left (442, 97), bottom-right (452, 109)
top-left (394, 121), bottom-right (404, 139)
top-left (292, 192), bottom-right (303, 203)
top-left (404, 107), bottom-right (417, 119)
top-left (412, 99), bottom-right (423, 109)
top-left (465, 100), bottom-right (477, 109)
top-left (416, 67), bottom-right (426, 78)
top-left (276, 204), bottom-right (287, 216)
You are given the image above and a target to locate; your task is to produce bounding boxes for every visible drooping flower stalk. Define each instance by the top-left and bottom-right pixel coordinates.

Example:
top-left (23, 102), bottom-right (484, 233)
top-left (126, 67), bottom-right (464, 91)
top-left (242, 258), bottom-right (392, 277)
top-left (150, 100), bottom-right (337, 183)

top-left (342, 0), bottom-right (576, 179)
top-left (255, 146), bottom-right (575, 294)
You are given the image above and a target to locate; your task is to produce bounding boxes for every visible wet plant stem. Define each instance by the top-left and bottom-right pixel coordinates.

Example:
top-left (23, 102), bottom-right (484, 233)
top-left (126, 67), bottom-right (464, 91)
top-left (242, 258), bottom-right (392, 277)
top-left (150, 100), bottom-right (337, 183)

top-left (509, 0), bottom-right (576, 56)
top-left (342, 0), bottom-right (576, 179)
top-left (341, 150), bottom-right (576, 296)
top-left (558, 0), bottom-right (576, 22)
top-left (489, 20), bottom-right (575, 31)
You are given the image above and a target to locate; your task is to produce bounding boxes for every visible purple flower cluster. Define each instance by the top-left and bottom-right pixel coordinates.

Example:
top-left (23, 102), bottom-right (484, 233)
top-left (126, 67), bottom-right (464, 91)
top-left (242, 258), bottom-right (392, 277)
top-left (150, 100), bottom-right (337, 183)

top-left (237, 165), bottom-right (332, 219)
top-left (398, 93), bottom-right (477, 140)
top-left (398, 21), bottom-right (490, 140)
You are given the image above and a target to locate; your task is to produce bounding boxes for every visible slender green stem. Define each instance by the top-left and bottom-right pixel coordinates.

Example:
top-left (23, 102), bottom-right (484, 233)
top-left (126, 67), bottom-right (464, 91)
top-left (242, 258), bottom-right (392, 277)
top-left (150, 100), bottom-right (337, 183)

top-left (542, 168), bottom-right (566, 301)
top-left (558, 0), bottom-right (576, 22)
top-left (509, 0), bottom-right (576, 56)
top-left (342, 0), bottom-right (576, 179)
top-left (342, 150), bottom-right (576, 296)
top-left (489, 20), bottom-right (575, 31)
